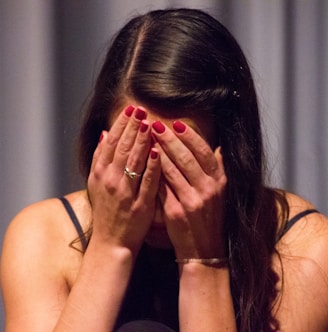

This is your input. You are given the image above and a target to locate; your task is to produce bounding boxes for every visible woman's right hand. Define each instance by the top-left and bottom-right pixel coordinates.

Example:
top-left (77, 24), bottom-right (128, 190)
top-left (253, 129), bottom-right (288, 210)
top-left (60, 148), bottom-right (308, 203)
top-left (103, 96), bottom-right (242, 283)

top-left (87, 105), bottom-right (161, 256)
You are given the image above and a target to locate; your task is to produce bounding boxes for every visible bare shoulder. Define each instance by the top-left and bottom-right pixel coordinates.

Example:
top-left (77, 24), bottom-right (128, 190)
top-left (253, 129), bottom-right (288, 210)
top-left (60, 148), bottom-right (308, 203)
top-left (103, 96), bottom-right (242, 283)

top-left (278, 191), bottom-right (328, 253)
top-left (0, 191), bottom-right (89, 330)
top-left (1, 190), bottom-right (90, 280)
top-left (2, 193), bottom-right (74, 281)
top-left (5, 197), bottom-right (67, 238)
top-left (2, 197), bottom-right (66, 262)
top-left (274, 192), bottom-right (328, 331)
top-left (3, 192), bottom-right (87, 250)
top-left (4, 190), bottom-right (89, 241)
top-left (276, 191), bottom-right (328, 268)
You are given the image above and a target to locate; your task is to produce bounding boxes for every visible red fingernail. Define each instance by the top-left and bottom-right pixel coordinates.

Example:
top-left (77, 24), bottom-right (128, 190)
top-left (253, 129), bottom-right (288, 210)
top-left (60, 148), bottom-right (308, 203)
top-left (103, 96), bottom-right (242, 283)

top-left (150, 148), bottom-right (158, 159)
top-left (152, 121), bottom-right (166, 134)
top-left (125, 105), bottom-right (134, 117)
top-left (99, 131), bottom-right (104, 142)
top-left (173, 120), bottom-right (186, 134)
top-left (135, 108), bottom-right (147, 120)
top-left (140, 121), bottom-right (149, 133)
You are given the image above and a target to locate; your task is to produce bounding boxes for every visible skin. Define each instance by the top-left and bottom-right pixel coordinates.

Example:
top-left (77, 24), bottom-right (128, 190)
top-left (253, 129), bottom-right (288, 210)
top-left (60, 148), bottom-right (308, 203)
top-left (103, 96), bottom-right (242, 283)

top-left (1, 104), bottom-right (328, 331)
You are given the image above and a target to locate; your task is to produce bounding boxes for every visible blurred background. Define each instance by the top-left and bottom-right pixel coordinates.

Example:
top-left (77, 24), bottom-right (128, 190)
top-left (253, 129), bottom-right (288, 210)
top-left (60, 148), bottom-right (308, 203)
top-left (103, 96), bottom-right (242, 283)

top-left (0, 0), bottom-right (327, 328)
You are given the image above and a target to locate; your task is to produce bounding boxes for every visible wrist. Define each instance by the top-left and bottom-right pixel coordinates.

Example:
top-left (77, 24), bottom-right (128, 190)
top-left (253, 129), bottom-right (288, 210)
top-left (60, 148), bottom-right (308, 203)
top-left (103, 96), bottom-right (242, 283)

top-left (179, 259), bottom-right (229, 277)
top-left (175, 257), bottom-right (228, 266)
top-left (89, 226), bottom-right (143, 260)
top-left (179, 262), bottom-right (231, 302)
top-left (178, 258), bottom-right (235, 331)
top-left (86, 235), bottom-right (136, 267)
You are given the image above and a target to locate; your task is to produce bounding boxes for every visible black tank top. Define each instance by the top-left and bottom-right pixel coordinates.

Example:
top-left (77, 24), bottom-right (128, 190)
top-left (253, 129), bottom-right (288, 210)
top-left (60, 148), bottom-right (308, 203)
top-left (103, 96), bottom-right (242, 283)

top-left (59, 197), bottom-right (318, 331)
top-left (59, 196), bottom-right (319, 255)
top-left (280, 208), bottom-right (318, 237)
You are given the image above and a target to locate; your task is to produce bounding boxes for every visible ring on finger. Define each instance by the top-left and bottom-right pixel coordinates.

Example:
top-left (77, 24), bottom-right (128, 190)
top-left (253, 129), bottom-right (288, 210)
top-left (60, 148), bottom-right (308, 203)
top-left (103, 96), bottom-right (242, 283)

top-left (124, 166), bottom-right (142, 179)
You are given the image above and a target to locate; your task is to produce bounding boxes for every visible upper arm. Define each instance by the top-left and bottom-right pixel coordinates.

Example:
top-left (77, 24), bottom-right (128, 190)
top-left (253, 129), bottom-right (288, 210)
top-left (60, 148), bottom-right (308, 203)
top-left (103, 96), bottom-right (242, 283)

top-left (274, 212), bottom-right (328, 331)
top-left (1, 202), bottom-right (69, 331)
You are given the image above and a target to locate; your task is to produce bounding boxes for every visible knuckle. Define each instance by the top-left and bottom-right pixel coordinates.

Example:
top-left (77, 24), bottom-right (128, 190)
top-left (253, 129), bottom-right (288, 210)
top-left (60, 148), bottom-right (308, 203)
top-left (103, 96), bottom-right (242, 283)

top-left (87, 176), bottom-right (95, 191)
top-left (117, 140), bottom-right (131, 154)
top-left (127, 155), bottom-right (140, 170)
top-left (92, 163), bottom-right (104, 180)
top-left (167, 207), bottom-right (185, 221)
top-left (129, 203), bottom-right (139, 215)
top-left (198, 143), bottom-right (212, 159)
top-left (104, 179), bottom-right (116, 193)
top-left (135, 133), bottom-right (149, 146)
top-left (90, 167), bottom-right (118, 195)
top-left (185, 196), bottom-right (204, 213)
top-left (197, 178), bottom-right (215, 197)
top-left (141, 173), bottom-right (152, 187)
top-left (204, 182), bottom-right (217, 198)
top-left (177, 151), bottom-right (194, 168)
top-left (162, 163), bottom-right (179, 181)
top-left (130, 200), bottom-right (149, 216)
top-left (219, 173), bottom-right (228, 187)
top-left (106, 132), bottom-right (119, 147)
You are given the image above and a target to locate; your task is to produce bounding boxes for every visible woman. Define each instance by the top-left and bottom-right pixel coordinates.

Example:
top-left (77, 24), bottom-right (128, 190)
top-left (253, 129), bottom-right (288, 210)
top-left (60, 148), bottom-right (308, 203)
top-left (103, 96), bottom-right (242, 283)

top-left (1, 8), bottom-right (328, 332)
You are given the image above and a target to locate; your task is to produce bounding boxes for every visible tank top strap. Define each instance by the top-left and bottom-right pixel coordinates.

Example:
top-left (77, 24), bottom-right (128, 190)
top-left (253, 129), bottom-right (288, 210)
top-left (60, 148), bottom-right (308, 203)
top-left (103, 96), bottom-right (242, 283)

top-left (281, 209), bottom-right (319, 237)
top-left (59, 197), bottom-right (88, 251)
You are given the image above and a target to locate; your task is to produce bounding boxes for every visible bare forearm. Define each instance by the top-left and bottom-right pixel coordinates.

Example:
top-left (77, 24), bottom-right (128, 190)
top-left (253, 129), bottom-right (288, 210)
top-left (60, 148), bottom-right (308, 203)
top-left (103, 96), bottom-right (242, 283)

top-left (54, 239), bottom-right (134, 332)
top-left (178, 264), bottom-right (236, 332)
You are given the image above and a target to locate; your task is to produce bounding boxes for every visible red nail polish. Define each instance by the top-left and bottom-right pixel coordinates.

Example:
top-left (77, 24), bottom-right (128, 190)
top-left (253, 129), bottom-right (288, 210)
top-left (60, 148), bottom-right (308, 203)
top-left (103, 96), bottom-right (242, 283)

top-left (150, 148), bottom-right (158, 159)
top-left (99, 132), bottom-right (104, 142)
top-left (140, 121), bottom-right (149, 133)
top-left (173, 120), bottom-right (186, 134)
top-left (125, 105), bottom-right (134, 117)
top-left (135, 108), bottom-right (146, 120)
top-left (152, 121), bottom-right (165, 134)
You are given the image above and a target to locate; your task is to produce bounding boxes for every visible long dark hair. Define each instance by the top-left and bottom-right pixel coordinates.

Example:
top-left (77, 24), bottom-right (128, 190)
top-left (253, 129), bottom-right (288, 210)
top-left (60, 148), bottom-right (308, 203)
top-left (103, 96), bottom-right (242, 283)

top-left (79, 8), bottom-right (288, 331)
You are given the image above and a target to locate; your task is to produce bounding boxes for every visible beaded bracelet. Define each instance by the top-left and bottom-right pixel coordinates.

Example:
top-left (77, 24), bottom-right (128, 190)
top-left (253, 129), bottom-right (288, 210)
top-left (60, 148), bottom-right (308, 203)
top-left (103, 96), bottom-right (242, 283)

top-left (175, 258), bottom-right (228, 267)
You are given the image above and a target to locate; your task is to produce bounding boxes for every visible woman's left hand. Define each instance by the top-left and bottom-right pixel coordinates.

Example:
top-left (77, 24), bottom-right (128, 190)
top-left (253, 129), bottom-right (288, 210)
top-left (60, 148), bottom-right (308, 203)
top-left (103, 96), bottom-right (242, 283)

top-left (151, 120), bottom-right (227, 260)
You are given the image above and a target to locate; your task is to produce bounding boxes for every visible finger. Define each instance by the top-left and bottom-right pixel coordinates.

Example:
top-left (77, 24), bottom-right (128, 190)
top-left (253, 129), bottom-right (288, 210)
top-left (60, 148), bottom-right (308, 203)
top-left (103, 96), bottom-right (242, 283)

top-left (137, 147), bottom-right (162, 204)
top-left (156, 144), bottom-right (191, 197)
top-left (172, 120), bottom-right (220, 176)
top-left (158, 180), bottom-right (179, 214)
top-left (213, 146), bottom-right (226, 180)
top-left (112, 107), bottom-right (147, 169)
top-left (157, 181), bottom-right (188, 234)
top-left (123, 120), bottom-right (152, 190)
top-left (151, 121), bottom-right (208, 186)
top-left (97, 105), bottom-right (136, 167)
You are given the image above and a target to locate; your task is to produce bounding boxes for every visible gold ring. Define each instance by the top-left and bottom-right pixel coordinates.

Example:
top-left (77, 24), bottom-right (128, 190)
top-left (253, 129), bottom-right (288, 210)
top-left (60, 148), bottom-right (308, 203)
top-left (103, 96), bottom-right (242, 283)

top-left (124, 166), bottom-right (142, 179)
